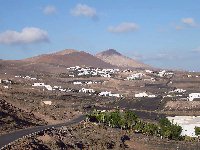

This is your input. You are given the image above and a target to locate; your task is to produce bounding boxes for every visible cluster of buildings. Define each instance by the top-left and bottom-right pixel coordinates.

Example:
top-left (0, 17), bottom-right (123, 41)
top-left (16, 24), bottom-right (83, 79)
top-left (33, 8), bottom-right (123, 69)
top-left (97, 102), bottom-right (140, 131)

top-left (67, 66), bottom-right (119, 78)
top-left (32, 83), bottom-right (67, 92)
top-left (15, 75), bottom-right (37, 80)
top-left (126, 73), bottom-right (144, 80)
top-left (0, 79), bottom-right (12, 84)
top-left (0, 79), bottom-right (12, 89)
top-left (98, 91), bottom-right (122, 98)
top-left (125, 69), bottom-right (173, 81)
top-left (73, 80), bottom-right (101, 85)
top-left (166, 88), bottom-right (200, 101)
top-left (79, 88), bottom-right (95, 93)
top-left (135, 92), bottom-right (156, 98)
top-left (79, 88), bottom-right (122, 98)
top-left (145, 69), bottom-right (174, 77)
top-left (188, 93), bottom-right (200, 101)
top-left (32, 82), bottom-right (122, 98)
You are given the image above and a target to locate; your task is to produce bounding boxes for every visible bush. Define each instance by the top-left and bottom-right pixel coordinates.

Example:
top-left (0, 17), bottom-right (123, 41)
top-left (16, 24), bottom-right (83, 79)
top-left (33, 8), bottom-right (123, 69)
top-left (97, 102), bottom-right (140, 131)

top-left (134, 120), bottom-right (144, 133)
top-left (195, 126), bottom-right (200, 136)
top-left (87, 110), bottom-right (183, 141)
top-left (143, 123), bottom-right (159, 136)
top-left (159, 118), bottom-right (182, 140)
top-left (123, 110), bottom-right (138, 129)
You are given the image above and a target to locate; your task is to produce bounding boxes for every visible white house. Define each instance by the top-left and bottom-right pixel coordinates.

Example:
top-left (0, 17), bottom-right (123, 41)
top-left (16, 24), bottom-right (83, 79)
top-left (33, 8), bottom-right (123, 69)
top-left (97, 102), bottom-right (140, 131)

top-left (73, 81), bottom-right (82, 85)
top-left (32, 83), bottom-right (45, 87)
top-left (99, 91), bottom-right (111, 96)
top-left (167, 116), bottom-right (200, 137)
top-left (148, 95), bottom-right (156, 98)
top-left (101, 74), bottom-right (111, 78)
top-left (173, 89), bottom-right (186, 93)
top-left (1, 80), bottom-right (12, 84)
top-left (188, 93), bottom-right (200, 101)
top-left (59, 88), bottom-right (66, 92)
top-left (79, 88), bottom-right (95, 93)
top-left (109, 93), bottom-right (121, 98)
top-left (158, 70), bottom-right (166, 77)
top-left (45, 85), bottom-right (53, 91)
top-left (32, 83), bottom-right (52, 91)
top-left (53, 86), bottom-right (61, 89)
top-left (145, 70), bottom-right (153, 73)
top-left (42, 101), bottom-right (52, 105)
top-left (86, 81), bottom-right (93, 85)
top-left (127, 73), bottom-right (143, 80)
top-left (135, 92), bottom-right (148, 98)
top-left (69, 75), bottom-right (75, 77)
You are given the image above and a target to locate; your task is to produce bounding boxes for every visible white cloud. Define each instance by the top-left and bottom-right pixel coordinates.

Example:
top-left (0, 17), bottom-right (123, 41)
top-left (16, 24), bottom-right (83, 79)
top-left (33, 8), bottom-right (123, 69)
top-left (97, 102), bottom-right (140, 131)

top-left (181, 18), bottom-right (197, 27)
top-left (0, 27), bottom-right (49, 45)
top-left (43, 5), bottom-right (57, 15)
top-left (70, 3), bottom-right (97, 18)
top-left (108, 22), bottom-right (139, 33)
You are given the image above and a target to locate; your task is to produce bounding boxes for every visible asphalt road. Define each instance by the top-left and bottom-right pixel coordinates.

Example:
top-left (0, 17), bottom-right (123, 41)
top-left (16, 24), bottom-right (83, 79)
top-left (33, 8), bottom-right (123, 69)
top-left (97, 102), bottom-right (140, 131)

top-left (0, 115), bottom-right (85, 149)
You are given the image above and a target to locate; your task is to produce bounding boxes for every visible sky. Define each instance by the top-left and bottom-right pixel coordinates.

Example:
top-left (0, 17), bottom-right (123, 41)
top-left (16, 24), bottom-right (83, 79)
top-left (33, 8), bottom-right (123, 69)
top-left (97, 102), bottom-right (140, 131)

top-left (0, 0), bottom-right (200, 71)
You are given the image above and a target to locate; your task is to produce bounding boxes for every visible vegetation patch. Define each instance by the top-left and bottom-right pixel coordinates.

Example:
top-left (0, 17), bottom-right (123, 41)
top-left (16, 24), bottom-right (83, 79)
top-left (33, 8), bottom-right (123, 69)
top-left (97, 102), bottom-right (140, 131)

top-left (87, 110), bottom-right (182, 141)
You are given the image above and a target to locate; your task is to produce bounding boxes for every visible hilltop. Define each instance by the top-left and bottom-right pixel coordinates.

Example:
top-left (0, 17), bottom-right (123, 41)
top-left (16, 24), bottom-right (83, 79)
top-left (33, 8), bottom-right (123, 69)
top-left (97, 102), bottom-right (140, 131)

top-left (96, 49), bottom-right (150, 69)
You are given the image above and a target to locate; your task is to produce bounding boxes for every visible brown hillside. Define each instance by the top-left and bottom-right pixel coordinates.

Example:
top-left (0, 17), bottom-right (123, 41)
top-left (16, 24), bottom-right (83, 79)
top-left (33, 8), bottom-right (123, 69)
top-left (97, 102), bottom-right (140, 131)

top-left (96, 49), bottom-right (150, 69)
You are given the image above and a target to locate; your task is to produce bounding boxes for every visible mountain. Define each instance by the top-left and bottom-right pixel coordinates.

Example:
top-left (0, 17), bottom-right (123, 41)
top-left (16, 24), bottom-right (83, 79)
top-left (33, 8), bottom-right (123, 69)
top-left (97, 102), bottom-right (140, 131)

top-left (96, 49), bottom-right (150, 69)
top-left (23, 49), bottom-right (115, 69)
top-left (0, 49), bottom-right (151, 75)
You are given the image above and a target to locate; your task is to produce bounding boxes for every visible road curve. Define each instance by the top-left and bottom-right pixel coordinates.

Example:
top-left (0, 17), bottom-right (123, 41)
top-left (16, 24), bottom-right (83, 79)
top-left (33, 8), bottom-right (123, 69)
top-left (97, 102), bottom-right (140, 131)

top-left (0, 115), bottom-right (85, 149)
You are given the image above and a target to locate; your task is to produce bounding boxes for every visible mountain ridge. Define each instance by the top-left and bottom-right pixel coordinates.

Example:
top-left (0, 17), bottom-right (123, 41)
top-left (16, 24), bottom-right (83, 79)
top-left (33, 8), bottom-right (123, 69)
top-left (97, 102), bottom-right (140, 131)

top-left (96, 49), bottom-right (150, 69)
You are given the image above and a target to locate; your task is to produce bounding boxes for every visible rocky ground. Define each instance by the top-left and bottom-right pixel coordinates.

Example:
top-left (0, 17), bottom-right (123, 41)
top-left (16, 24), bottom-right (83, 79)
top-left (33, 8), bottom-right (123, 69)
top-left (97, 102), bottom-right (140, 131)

top-left (0, 99), bottom-right (46, 135)
top-left (3, 122), bottom-right (200, 150)
top-left (1, 68), bottom-right (200, 149)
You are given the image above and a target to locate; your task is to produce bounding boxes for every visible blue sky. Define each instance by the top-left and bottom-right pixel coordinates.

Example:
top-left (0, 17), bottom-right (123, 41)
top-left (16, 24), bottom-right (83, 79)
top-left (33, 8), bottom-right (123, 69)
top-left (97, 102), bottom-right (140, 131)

top-left (0, 0), bottom-right (200, 71)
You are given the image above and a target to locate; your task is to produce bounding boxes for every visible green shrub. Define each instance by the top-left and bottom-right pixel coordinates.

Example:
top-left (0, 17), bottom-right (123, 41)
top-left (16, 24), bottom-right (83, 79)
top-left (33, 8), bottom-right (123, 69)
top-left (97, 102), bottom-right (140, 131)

top-left (195, 126), bottom-right (200, 136)
top-left (159, 118), bottom-right (182, 140)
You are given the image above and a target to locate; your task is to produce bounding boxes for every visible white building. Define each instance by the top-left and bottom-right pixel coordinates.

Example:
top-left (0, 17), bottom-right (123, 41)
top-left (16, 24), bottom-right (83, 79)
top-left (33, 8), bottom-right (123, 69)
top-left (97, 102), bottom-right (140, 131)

top-left (32, 83), bottom-right (52, 91)
top-left (101, 74), bottom-right (111, 78)
top-left (32, 83), bottom-right (45, 87)
top-left (86, 81), bottom-right (93, 85)
top-left (53, 86), bottom-right (61, 89)
top-left (44, 85), bottom-right (53, 91)
top-left (42, 101), bottom-right (52, 105)
top-left (127, 73), bottom-right (143, 80)
top-left (188, 93), bottom-right (200, 101)
top-left (73, 81), bottom-right (82, 85)
top-left (173, 89), bottom-right (186, 93)
top-left (109, 93), bottom-right (121, 98)
top-left (158, 70), bottom-right (166, 77)
top-left (167, 116), bottom-right (200, 137)
top-left (148, 95), bottom-right (156, 98)
top-left (145, 70), bottom-right (153, 73)
top-left (69, 75), bottom-right (75, 77)
top-left (99, 91), bottom-right (111, 96)
top-left (135, 92), bottom-right (148, 98)
top-left (79, 88), bottom-right (95, 93)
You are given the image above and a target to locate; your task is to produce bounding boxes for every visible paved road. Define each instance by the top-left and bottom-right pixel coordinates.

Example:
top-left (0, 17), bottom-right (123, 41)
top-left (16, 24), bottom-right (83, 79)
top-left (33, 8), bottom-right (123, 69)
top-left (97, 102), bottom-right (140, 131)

top-left (0, 115), bottom-right (85, 149)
